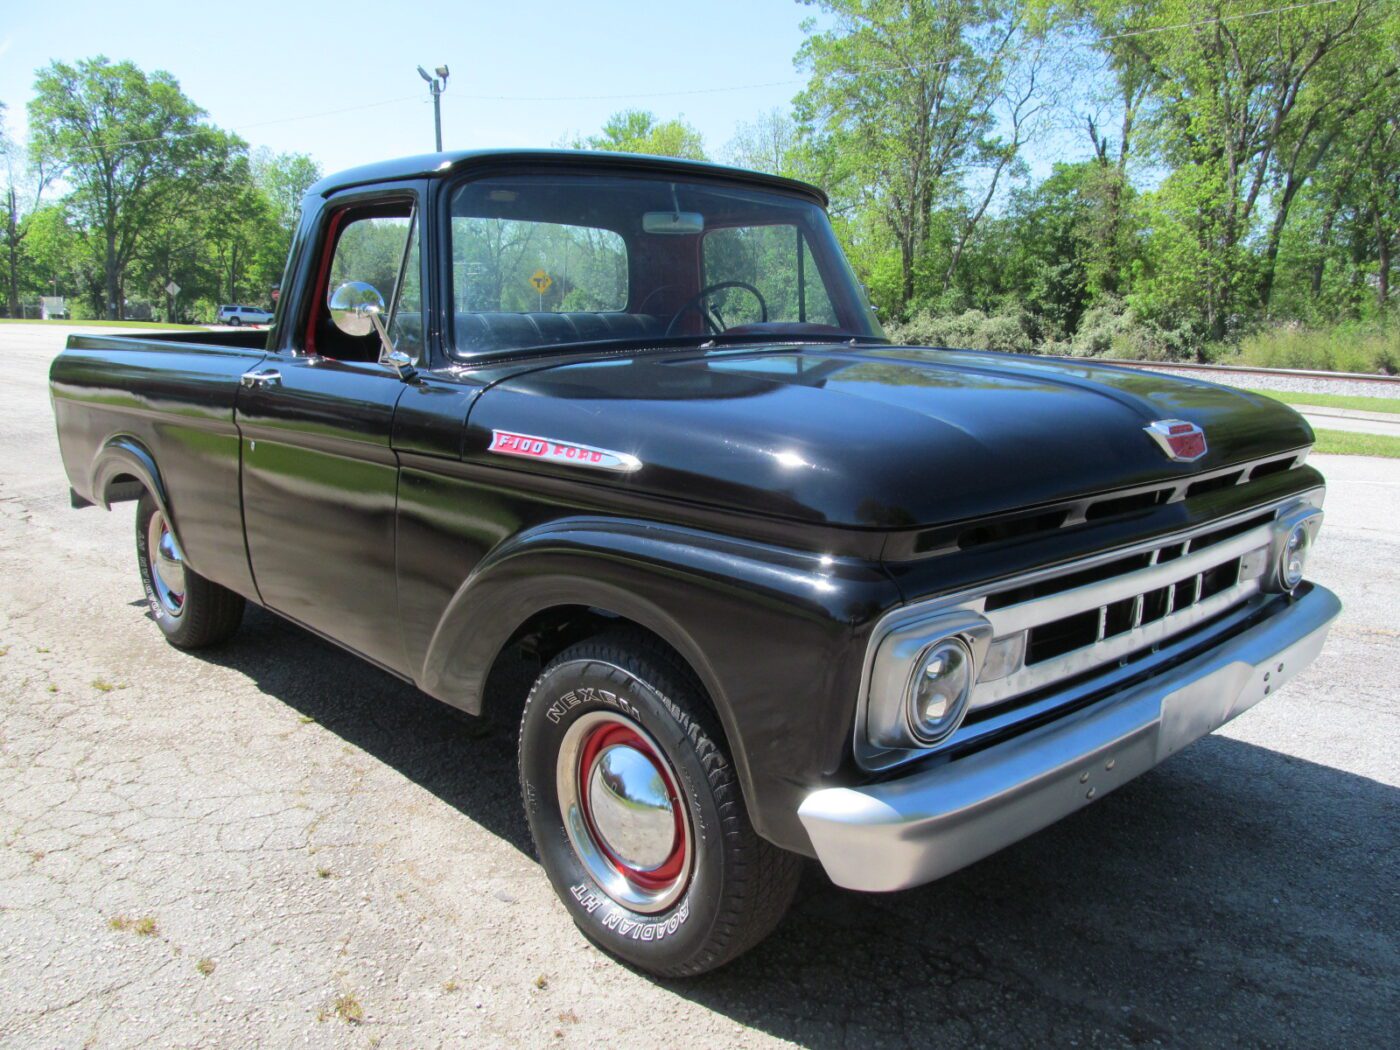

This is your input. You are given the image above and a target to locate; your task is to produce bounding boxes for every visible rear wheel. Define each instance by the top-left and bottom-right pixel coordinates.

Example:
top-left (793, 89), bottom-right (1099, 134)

top-left (227, 315), bottom-right (241, 326)
top-left (518, 630), bottom-right (802, 976)
top-left (135, 493), bottom-right (244, 649)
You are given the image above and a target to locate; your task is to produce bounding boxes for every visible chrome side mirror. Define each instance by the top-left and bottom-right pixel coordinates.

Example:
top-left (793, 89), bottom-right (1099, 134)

top-left (327, 280), bottom-right (384, 337)
top-left (327, 281), bottom-right (415, 379)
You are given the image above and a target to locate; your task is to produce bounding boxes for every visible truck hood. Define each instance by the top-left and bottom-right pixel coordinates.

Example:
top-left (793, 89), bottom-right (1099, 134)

top-left (464, 344), bottom-right (1313, 529)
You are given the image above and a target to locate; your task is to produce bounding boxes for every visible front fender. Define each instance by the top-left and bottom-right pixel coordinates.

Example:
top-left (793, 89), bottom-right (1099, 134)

top-left (419, 516), bottom-right (898, 853)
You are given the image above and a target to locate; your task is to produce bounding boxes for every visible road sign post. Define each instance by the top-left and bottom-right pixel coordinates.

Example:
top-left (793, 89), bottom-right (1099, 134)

top-left (530, 269), bottom-right (553, 310)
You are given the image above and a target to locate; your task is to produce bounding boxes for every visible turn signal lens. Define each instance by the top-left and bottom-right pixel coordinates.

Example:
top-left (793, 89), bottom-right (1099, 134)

top-left (906, 638), bottom-right (974, 745)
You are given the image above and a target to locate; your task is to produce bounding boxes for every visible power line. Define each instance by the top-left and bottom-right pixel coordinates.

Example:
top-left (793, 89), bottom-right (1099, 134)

top-left (458, 0), bottom-right (1350, 102)
top-left (40, 94), bottom-right (424, 155)
top-left (33, 0), bottom-right (1358, 154)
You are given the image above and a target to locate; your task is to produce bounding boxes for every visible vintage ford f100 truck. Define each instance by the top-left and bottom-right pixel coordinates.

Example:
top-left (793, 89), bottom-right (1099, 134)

top-left (50, 150), bottom-right (1339, 976)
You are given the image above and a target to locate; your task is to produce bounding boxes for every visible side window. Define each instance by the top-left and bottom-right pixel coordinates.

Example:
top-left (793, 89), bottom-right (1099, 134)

top-left (329, 215), bottom-right (413, 309)
top-left (389, 219), bottom-right (423, 362)
top-left (314, 200), bottom-right (421, 363)
top-left (702, 225), bottom-right (838, 327)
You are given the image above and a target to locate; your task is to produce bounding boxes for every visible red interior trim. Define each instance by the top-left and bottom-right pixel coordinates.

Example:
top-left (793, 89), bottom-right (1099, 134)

top-left (304, 207), bottom-right (349, 357)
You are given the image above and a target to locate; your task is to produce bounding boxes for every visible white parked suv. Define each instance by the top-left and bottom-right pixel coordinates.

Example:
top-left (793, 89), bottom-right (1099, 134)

top-left (216, 304), bottom-right (274, 326)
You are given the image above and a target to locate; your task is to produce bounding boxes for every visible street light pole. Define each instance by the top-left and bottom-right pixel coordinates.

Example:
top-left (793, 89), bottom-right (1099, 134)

top-left (417, 64), bottom-right (450, 152)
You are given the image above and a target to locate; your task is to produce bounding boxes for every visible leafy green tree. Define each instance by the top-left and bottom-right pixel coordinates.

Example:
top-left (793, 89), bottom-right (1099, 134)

top-left (2, 103), bottom-right (60, 316)
top-left (724, 109), bottom-right (805, 177)
top-left (1082, 0), bottom-right (1393, 341)
top-left (28, 57), bottom-right (239, 318)
top-left (581, 110), bottom-right (707, 160)
top-left (795, 0), bottom-right (1042, 312)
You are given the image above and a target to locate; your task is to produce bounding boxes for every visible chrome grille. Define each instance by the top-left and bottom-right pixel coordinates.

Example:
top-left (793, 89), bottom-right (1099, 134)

top-left (966, 513), bottom-right (1275, 708)
top-left (855, 490), bottom-right (1322, 772)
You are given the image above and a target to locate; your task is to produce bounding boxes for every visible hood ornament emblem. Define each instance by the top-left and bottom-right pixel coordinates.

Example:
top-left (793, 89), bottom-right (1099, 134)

top-left (1144, 419), bottom-right (1207, 462)
top-left (489, 430), bottom-right (642, 473)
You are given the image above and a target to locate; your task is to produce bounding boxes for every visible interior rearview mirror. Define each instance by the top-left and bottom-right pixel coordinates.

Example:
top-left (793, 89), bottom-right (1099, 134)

top-left (643, 211), bottom-right (705, 235)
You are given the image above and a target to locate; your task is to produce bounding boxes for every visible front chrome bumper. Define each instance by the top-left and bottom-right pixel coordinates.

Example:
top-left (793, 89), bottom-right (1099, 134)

top-left (798, 584), bottom-right (1341, 892)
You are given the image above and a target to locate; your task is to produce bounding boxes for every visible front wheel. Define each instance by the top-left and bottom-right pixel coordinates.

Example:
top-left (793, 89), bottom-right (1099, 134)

top-left (135, 493), bottom-right (244, 649)
top-left (518, 630), bottom-right (802, 977)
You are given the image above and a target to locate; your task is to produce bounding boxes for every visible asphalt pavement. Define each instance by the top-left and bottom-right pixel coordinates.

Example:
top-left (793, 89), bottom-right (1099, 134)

top-left (1, 324), bottom-right (1396, 1048)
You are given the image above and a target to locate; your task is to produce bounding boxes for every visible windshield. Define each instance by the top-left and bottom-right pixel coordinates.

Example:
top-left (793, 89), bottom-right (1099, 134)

top-left (448, 174), bottom-right (883, 358)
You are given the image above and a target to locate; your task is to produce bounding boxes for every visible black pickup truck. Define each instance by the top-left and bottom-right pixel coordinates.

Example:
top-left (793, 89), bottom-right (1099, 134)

top-left (50, 150), bottom-right (1340, 976)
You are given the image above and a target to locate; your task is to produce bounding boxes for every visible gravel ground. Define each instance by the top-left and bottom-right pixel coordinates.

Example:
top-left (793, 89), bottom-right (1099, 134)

top-left (1135, 363), bottom-right (1400, 400)
top-left (2, 325), bottom-right (1397, 1049)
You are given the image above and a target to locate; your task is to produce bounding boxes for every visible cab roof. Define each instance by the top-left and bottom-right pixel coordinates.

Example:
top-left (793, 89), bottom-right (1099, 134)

top-left (307, 148), bottom-right (828, 207)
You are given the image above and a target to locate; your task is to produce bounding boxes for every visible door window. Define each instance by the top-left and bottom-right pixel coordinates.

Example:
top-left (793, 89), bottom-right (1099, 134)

top-left (314, 201), bottom-right (423, 362)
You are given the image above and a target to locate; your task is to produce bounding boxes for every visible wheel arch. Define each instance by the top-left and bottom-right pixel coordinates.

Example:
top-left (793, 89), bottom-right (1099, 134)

top-left (92, 435), bottom-right (173, 519)
top-left (416, 515), bottom-right (892, 854)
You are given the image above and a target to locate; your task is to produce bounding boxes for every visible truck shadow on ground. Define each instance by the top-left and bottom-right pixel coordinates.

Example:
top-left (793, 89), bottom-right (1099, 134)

top-left (193, 604), bottom-right (1398, 1049)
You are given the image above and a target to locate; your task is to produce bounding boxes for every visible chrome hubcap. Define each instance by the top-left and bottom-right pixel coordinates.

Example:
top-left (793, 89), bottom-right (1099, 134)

top-left (587, 745), bottom-right (678, 871)
top-left (557, 712), bottom-right (691, 913)
top-left (146, 510), bottom-right (185, 616)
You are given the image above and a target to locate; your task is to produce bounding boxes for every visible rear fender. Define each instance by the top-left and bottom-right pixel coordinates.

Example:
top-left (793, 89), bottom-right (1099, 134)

top-left (92, 435), bottom-right (170, 514)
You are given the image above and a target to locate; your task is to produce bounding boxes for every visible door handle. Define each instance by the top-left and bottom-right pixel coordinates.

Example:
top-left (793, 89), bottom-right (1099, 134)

top-left (240, 368), bottom-right (281, 388)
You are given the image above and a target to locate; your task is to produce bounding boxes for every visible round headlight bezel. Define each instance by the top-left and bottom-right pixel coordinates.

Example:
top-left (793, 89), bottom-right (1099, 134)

top-left (1279, 521), bottom-right (1311, 590)
top-left (903, 636), bottom-right (976, 746)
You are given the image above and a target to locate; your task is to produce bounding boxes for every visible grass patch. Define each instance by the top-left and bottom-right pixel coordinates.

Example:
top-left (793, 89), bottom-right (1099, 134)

top-left (1221, 324), bottom-right (1398, 375)
top-left (1244, 388), bottom-right (1400, 415)
top-left (196, 957), bottom-right (216, 976)
top-left (1312, 429), bottom-right (1400, 458)
top-left (90, 678), bottom-right (125, 692)
top-left (0, 318), bottom-right (210, 330)
top-left (333, 994), bottom-right (364, 1025)
top-left (109, 914), bottom-right (158, 936)
top-left (316, 865), bottom-right (332, 879)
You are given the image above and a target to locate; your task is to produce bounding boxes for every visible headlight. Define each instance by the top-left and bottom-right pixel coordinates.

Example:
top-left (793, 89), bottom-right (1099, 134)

top-left (1266, 504), bottom-right (1322, 593)
top-left (1280, 522), bottom-right (1310, 590)
top-left (906, 637), bottom-right (974, 745)
top-left (864, 612), bottom-right (992, 753)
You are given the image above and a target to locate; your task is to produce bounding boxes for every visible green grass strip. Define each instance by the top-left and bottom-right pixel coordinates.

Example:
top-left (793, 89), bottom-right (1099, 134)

top-left (1244, 388), bottom-right (1400, 416)
top-left (1312, 429), bottom-right (1400, 458)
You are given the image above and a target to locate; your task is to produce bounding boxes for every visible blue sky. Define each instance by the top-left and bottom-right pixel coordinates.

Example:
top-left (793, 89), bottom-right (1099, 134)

top-left (1, 0), bottom-right (823, 174)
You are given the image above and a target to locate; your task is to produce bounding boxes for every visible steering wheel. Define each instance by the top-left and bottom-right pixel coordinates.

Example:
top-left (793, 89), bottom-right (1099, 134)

top-left (664, 281), bottom-right (768, 337)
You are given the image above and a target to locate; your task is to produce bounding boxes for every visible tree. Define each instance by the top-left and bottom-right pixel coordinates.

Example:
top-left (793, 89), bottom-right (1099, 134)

top-left (251, 148), bottom-right (321, 232)
top-left (28, 57), bottom-right (239, 319)
top-left (1083, 0), bottom-right (1394, 341)
top-left (581, 110), bottom-right (707, 160)
top-left (795, 0), bottom-right (1043, 312)
top-left (725, 109), bottom-right (804, 176)
top-left (2, 103), bottom-right (59, 316)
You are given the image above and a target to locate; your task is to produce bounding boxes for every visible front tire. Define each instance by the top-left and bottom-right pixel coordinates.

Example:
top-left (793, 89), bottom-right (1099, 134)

top-left (135, 493), bottom-right (244, 649)
top-left (518, 630), bottom-right (801, 977)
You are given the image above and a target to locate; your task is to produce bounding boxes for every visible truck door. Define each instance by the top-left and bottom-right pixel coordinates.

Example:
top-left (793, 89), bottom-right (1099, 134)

top-left (236, 190), bottom-right (425, 674)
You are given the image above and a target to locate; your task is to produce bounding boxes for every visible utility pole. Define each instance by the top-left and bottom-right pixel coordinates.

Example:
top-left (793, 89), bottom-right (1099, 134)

top-left (417, 65), bottom-right (450, 151)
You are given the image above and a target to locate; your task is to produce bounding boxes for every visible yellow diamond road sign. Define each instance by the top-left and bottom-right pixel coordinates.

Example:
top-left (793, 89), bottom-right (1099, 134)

top-left (530, 269), bottom-right (552, 293)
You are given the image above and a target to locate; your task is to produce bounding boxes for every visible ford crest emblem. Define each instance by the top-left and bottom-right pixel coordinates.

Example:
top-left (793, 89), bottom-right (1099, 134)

top-left (1144, 419), bottom-right (1207, 462)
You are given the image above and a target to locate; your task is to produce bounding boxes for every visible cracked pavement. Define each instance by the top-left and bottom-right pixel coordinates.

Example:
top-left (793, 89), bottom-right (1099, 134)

top-left (1, 324), bottom-right (1396, 1048)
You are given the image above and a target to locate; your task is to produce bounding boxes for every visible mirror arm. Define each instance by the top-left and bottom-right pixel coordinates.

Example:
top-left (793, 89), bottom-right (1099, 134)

top-left (364, 308), bottom-right (416, 381)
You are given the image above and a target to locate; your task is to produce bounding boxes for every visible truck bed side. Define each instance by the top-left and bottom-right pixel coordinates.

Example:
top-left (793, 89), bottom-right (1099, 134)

top-left (50, 333), bottom-right (270, 602)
